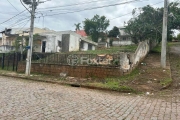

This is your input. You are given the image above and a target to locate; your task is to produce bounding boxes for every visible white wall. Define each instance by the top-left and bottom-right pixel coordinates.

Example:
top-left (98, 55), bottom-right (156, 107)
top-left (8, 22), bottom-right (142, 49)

top-left (69, 34), bottom-right (80, 52)
top-left (39, 33), bottom-right (62, 53)
top-left (112, 40), bottom-right (133, 46)
top-left (0, 45), bottom-right (15, 53)
top-left (92, 45), bottom-right (95, 50)
top-left (83, 42), bottom-right (88, 51)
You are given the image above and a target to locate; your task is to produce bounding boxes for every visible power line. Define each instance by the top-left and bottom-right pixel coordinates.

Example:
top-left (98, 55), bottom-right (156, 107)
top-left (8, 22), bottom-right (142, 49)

top-left (6, 0), bottom-right (19, 12)
top-left (38, 0), bottom-right (136, 12)
top-left (41, 0), bottom-right (142, 17)
top-left (9, 17), bottom-right (30, 28)
top-left (110, 12), bottom-right (132, 20)
top-left (0, 10), bottom-right (26, 25)
top-left (20, 0), bottom-right (31, 13)
top-left (38, 0), bottom-right (118, 10)
top-left (17, 19), bottom-right (31, 32)
top-left (110, 1), bottom-right (164, 20)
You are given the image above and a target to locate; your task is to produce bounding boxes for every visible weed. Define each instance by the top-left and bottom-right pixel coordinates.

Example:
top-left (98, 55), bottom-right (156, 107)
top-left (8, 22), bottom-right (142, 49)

top-left (151, 45), bottom-right (161, 53)
top-left (160, 78), bottom-right (172, 86)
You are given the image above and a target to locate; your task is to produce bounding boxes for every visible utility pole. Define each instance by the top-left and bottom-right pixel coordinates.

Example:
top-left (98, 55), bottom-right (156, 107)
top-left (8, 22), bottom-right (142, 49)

top-left (20, 34), bottom-right (23, 61)
top-left (161, 0), bottom-right (168, 68)
top-left (21, 0), bottom-right (50, 75)
top-left (25, 0), bottom-right (36, 75)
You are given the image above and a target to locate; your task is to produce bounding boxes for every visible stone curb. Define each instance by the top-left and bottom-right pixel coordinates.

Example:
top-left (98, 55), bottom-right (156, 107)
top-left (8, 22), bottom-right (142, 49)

top-left (0, 73), bottom-right (125, 93)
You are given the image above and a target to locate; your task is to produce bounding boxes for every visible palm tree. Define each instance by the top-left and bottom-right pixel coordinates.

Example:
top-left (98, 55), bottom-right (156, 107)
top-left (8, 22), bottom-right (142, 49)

top-left (74, 23), bottom-right (81, 31)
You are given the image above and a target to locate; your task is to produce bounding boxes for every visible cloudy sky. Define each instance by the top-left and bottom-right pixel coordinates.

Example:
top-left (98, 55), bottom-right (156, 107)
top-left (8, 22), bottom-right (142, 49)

top-left (0, 0), bottom-right (178, 34)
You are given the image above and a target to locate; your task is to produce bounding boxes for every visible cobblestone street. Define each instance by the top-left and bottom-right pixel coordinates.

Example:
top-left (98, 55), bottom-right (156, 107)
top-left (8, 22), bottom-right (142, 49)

top-left (0, 76), bottom-right (180, 120)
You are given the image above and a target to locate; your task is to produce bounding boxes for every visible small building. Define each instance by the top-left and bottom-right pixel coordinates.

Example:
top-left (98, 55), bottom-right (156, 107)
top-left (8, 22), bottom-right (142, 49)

top-left (38, 31), bottom-right (97, 53)
top-left (0, 27), bottom-right (55, 53)
top-left (112, 27), bottom-right (134, 46)
top-left (0, 28), bottom-right (18, 53)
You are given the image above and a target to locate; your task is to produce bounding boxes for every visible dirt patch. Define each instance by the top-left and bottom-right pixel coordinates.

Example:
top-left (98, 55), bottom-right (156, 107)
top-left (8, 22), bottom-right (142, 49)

top-left (124, 52), bottom-right (171, 92)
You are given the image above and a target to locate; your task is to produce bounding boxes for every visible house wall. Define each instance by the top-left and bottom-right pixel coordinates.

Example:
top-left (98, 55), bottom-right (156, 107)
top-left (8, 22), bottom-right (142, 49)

top-left (61, 34), bottom-right (70, 52)
top-left (83, 42), bottom-right (88, 51)
top-left (38, 34), bottom-right (62, 53)
top-left (2, 33), bottom-right (6, 45)
top-left (92, 45), bottom-right (95, 50)
top-left (0, 45), bottom-right (15, 53)
top-left (69, 34), bottom-right (80, 52)
top-left (38, 31), bottom-right (97, 53)
top-left (112, 40), bottom-right (133, 46)
top-left (33, 40), bottom-right (41, 52)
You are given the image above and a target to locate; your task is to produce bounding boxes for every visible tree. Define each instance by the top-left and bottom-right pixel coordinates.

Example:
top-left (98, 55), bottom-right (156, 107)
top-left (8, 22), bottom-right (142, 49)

top-left (83, 15), bottom-right (110, 42)
top-left (125, 5), bottom-right (163, 43)
top-left (108, 26), bottom-right (120, 38)
top-left (74, 23), bottom-right (81, 31)
top-left (125, 2), bottom-right (180, 44)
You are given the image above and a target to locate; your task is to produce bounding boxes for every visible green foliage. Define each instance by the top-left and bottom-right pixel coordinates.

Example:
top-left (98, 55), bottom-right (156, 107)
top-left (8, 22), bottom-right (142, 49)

top-left (108, 26), bottom-right (120, 37)
top-left (13, 34), bottom-right (41, 52)
top-left (83, 14), bottom-right (110, 42)
top-left (160, 78), bottom-right (172, 86)
top-left (74, 23), bottom-right (81, 31)
top-left (14, 36), bottom-right (21, 52)
top-left (71, 45), bottom-right (138, 54)
top-left (109, 39), bottom-right (113, 46)
top-left (125, 2), bottom-right (180, 43)
top-left (151, 44), bottom-right (161, 53)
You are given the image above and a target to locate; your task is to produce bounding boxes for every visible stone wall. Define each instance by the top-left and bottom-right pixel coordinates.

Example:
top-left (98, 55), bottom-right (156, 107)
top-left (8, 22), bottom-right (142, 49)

top-left (112, 40), bottom-right (134, 46)
top-left (18, 63), bottom-right (123, 78)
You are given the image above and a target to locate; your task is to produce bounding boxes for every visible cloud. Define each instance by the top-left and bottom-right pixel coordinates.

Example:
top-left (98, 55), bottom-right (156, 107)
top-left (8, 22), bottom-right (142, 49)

top-left (0, 0), bottom-right (165, 33)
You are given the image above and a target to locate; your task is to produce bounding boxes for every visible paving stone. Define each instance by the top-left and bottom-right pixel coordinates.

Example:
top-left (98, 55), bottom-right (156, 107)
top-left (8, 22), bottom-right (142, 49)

top-left (0, 76), bottom-right (180, 119)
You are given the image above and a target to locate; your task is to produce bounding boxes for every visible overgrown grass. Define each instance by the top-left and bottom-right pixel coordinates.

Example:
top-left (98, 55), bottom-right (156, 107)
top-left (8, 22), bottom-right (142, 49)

top-left (160, 78), bottom-right (172, 87)
top-left (70, 45), bottom-right (138, 54)
top-left (168, 42), bottom-right (180, 47)
top-left (87, 69), bottom-right (139, 92)
top-left (151, 44), bottom-right (161, 53)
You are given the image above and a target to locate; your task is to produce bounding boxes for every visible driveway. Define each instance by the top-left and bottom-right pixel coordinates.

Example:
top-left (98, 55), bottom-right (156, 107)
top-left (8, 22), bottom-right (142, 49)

top-left (0, 76), bottom-right (180, 120)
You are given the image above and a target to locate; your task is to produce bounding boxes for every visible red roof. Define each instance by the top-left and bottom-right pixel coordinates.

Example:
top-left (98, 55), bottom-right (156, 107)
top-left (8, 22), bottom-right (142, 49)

top-left (76, 30), bottom-right (87, 37)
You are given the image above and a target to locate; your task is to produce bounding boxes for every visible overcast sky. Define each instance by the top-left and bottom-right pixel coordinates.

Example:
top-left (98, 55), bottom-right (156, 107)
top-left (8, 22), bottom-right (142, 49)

top-left (0, 0), bottom-right (178, 35)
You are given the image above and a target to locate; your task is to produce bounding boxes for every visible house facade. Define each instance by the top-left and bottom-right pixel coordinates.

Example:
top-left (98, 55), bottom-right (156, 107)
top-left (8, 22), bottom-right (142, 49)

top-left (38, 31), bottom-right (97, 53)
top-left (0, 29), bottom-right (18, 53)
top-left (112, 27), bottom-right (134, 46)
top-left (0, 27), bottom-right (54, 53)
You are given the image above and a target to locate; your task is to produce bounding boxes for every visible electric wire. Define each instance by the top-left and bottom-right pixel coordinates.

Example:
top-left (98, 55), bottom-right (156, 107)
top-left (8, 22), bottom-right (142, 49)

top-left (40, 0), bottom-right (142, 17)
top-left (0, 10), bottom-right (26, 25)
top-left (110, 1), bottom-right (164, 20)
top-left (38, 0), bottom-right (120, 9)
top-left (6, 0), bottom-right (19, 12)
top-left (20, 0), bottom-right (31, 13)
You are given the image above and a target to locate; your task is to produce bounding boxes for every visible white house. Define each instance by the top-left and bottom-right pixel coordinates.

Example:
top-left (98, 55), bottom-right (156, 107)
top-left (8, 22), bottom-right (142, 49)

top-left (38, 31), bottom-right (97, 53)
top-left (112, 26), bottom-right (134, 46)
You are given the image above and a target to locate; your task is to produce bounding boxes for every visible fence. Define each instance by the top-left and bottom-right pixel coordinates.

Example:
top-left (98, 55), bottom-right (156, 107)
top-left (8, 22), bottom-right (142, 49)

top-left (0, 52), bottom-right (22, 71)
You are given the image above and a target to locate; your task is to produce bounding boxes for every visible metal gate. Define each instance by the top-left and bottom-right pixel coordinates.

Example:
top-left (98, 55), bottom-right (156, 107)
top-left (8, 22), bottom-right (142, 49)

top-left (0, 52), bottom-right (22, 71)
